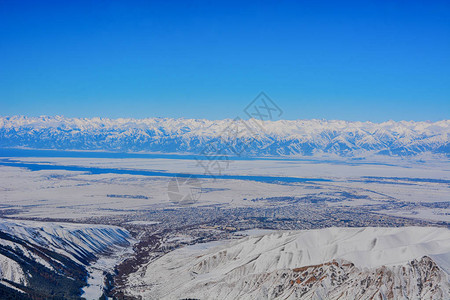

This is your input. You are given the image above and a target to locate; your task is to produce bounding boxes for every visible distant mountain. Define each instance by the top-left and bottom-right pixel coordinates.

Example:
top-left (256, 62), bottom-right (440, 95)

top-left (123, 227), bottom-right (450, 300)
top-left (0, 116), bottom-right (448, 157)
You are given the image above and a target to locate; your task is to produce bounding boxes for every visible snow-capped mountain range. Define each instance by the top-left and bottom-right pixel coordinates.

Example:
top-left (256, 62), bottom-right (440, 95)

top-left (124, 227), bottom-right (450, 300)
top-left (0, 116), bottom-right (449, 157)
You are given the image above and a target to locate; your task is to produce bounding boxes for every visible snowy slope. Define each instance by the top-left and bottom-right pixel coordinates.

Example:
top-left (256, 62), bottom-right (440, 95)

top-left (0, 255), bottom-right (26, 285)
top-left (0, 116), bottom-right (449, 156)
top-left (0, 218), bottom-right (133, 297)
top-left (124, 227), bottom-right (450, 299)
top-left (0, 218), bottom-right (131, 265)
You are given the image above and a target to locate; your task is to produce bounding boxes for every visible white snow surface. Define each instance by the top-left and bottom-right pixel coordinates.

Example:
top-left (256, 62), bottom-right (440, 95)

top-left (125, 226), bottom-right (450, 299)
top-left (0, 254), bottom-right (26, 286)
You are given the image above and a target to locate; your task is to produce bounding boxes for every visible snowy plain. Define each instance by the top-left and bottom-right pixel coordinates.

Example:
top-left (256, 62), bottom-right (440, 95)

top-left (0, 153), bottom-right (448, 222)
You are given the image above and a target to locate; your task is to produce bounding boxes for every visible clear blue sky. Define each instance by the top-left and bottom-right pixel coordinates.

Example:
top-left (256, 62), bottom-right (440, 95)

top-left (1, 0), bottom-right (449, 121)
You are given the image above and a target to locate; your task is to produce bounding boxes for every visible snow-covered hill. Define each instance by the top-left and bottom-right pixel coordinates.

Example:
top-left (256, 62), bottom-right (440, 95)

top-left (0, 218), bottom-right (133, 298)
top-left (0, 116), bottom-right (449, 157)
top-left (124, 227), bottom-right (450, 299)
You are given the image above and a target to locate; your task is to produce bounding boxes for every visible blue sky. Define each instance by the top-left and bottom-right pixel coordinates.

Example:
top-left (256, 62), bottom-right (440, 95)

top-left (1, 0), bottom-right (449, 121)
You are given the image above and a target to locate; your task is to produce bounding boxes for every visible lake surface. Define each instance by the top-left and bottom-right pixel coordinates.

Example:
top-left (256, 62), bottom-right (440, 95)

top-left (0, 159), bottom-right (330, 183)
top-left (0, 148), bottom-right (396, 166)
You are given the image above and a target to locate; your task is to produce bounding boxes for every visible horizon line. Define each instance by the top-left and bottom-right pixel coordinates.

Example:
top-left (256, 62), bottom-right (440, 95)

top-left (1, 115), bottom-right (449, 124)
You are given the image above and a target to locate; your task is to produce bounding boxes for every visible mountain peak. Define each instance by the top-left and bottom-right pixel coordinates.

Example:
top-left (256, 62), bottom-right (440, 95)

top-left (0, 116), bottom-right (448, 157)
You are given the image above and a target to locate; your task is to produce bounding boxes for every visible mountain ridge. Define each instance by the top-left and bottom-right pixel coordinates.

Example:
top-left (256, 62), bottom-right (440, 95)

top-left (123, 226), bottom-right (450, 300)
top-left (1, 115), bottom-right (449, 157)
top-left (0, 218), bottom-right (133, 298)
